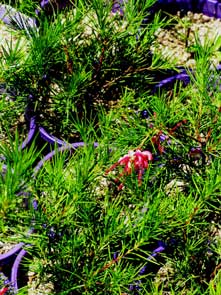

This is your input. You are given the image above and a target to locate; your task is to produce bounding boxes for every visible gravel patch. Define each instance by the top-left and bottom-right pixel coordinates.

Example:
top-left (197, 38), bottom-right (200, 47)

top-left (152, 12), bottom-right (221, 67)
top-left (0, 241), bottom-right (17, 255)
top-left (0, 21), bottom-right (28, 58)
top-left (27, 274), bottom-right (54, 295)
top-left (27, 259), bottom-right (54, 295)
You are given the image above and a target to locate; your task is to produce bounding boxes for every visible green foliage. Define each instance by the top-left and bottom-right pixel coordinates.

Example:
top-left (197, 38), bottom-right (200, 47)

top-left (0, 137), bottom-right (40, 234)
top-left (0, 1), bottom-right (220, 294)
top-left (1, 0), bottom-right (174, 141)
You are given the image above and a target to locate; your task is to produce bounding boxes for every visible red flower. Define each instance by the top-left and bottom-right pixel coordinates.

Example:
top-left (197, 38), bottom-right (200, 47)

top-left (0, 287), bottom-right (8, 295)
top-left (106, 149), bottom-right (153, 189)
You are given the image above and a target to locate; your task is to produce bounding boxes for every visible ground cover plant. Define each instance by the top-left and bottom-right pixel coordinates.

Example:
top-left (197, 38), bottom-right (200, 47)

top-left (0, 0), bottom-right (221, 294)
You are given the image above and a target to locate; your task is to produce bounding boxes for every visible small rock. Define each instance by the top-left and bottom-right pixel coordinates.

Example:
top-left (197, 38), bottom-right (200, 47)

top-left (165, 179), bottom-right (188, 196)
top-left (202, 14), bottom-right (211, 22)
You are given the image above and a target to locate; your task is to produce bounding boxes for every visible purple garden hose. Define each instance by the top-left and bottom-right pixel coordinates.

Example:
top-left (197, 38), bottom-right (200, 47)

top-left (154, 71), bottom-right (191, 92)
top-left (112, 0), bottom-right (221, 18)
top-left (199, 0), bottom-right (221, 18)
top-left (39, 123), bottom-right (100, 150)
top-left (154, 65), bottom-right (221, 92)
top-left (154, 0), bottom-right (221, 18)
top-left (0, 243), bottom-right (24, 266)
top-left (138, 243), bottom-right (166, 275)
top-left (20, 116), bottom-right (37, 150)
top-left (34, 142), bottom-right (99, 174)
top-left (0, 243), bottom-right (27, 293)
top-left (0, 116), bottom-right (36, 154)
top-left (10, 248), bottom-right (27, 291)
top-left (0, 116), bottom-right (37, 175)
top-left (0, 225), bottom-right (33, 271)
top-left (148, 244), bottom-right (166, 260)
top-left (9, 231), bottom-right (33, 292)
top-left (39, 126), bottom-right (68, 147)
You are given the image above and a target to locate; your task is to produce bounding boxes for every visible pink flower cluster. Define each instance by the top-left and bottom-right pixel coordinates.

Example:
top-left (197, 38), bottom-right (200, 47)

top-left (106, 149), bottom-right (153, 189)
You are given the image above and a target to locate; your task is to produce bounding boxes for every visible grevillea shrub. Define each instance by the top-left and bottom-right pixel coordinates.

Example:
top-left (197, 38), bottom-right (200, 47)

top-left (0, 1), bottom-right (221, 294)
top-left (1, 0), bottom-right (173, 142)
